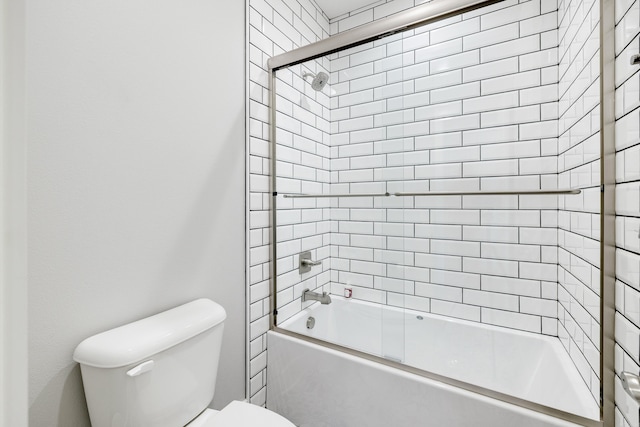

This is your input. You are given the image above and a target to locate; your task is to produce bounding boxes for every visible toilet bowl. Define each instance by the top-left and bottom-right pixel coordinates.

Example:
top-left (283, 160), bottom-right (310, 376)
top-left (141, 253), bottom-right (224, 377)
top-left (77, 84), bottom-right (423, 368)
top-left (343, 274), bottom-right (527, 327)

top-left (187, 402), bottom-right (295, 427)
top-left (73, 299), bottom-right (294, 427)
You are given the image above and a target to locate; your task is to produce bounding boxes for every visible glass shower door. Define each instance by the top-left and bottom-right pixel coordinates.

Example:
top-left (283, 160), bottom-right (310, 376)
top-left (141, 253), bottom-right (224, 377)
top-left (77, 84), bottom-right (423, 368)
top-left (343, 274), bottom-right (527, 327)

top-left (268, 0), bottom-right (604, 421)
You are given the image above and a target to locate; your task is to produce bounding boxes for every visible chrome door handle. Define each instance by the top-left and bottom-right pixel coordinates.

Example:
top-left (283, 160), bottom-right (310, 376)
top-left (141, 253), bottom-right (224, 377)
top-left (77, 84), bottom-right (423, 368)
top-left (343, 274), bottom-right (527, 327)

top-left (621, 372), bottom-right (640, 402)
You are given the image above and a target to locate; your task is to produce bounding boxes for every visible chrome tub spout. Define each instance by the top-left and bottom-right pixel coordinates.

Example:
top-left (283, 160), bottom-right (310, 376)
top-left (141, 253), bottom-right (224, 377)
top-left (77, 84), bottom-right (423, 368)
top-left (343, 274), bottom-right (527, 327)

top-left (302, 289), bottom-right (332, 304)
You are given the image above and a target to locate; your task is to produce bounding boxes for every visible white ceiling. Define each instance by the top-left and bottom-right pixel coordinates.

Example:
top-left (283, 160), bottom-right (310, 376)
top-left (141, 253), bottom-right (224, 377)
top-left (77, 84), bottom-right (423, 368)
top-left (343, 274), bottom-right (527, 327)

top-left (315, 0), bottom-right (380, 19)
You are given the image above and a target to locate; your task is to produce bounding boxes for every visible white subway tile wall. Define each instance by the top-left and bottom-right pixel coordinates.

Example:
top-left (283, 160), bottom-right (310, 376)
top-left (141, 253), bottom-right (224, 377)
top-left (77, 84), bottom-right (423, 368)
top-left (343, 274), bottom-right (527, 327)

top-left (557, 0), bottom-right (602, 403)
top-left (615, 0), bottom-right (640, 423)
top-left (320, 0), bottom-right (566, 352)
top-left (248, 0), bottom-right (331, 405)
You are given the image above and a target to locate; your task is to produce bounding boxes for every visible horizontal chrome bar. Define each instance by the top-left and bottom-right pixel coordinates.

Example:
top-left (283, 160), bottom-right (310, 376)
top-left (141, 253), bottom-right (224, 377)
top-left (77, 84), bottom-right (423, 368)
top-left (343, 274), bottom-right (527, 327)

top-left (267, 0), bottom-right (502, 71)
top-left (282, 189), bottom-right (582, 199)
top-left (395, 189), bottom-right (582, 196)
top-left (283, 192), bottom-right (390, 199)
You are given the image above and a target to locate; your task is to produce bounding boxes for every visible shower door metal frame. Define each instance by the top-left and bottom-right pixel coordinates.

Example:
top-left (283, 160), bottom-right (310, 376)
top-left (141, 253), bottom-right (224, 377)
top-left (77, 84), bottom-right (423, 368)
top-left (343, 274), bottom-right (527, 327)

top-left (600, 0), bottom-right (616, 424)
top-left (266, 0), bottom-right (504, 71)
top-left (266, 0), bottom-right (616, 425)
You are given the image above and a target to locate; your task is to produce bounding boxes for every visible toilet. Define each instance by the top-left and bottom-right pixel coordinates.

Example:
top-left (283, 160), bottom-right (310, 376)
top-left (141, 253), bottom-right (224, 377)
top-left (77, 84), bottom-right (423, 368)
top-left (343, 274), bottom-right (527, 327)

top-left (73, 299), bottom-right (294, 427)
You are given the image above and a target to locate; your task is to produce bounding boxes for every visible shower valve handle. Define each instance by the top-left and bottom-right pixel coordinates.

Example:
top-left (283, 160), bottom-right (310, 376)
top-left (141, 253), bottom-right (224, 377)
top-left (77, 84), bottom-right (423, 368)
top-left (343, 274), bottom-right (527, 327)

top-left (301, 259), bottom-right (322, 267)
top-left (299, 251), bottom-right (321, 273)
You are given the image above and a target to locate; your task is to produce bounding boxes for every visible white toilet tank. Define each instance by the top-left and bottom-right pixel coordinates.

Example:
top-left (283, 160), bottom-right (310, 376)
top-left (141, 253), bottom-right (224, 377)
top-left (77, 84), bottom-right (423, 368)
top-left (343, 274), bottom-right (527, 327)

top-left (73, 299), bottom-right (226, 427)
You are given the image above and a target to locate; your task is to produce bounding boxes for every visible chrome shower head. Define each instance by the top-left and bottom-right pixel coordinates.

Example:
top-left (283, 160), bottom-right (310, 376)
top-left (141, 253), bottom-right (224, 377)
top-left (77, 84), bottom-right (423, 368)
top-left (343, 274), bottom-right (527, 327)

top-left (302, 71), bottom-right (329, 91)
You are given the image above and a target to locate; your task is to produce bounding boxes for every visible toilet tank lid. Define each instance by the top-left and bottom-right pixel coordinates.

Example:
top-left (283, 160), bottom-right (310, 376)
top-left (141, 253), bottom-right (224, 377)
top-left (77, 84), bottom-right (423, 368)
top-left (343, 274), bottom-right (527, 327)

top-left (73, 298), bottom-right (226, 368)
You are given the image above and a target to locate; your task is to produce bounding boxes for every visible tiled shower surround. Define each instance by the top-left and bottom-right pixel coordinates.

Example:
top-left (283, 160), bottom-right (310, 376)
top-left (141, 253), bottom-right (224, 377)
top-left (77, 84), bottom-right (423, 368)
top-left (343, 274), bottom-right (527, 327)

top-left (557, 0), bottom-right (602, 402)
top-left (614, 0), bottom-right (640, 424)
top-left (248, 0), bottom-right (331, 405)
top-left (272, 0), bottom-right (602, 403)
top-left (323, 0), bottom-right (563, 335)
top-left (249, 0), bottom-right (605, 410)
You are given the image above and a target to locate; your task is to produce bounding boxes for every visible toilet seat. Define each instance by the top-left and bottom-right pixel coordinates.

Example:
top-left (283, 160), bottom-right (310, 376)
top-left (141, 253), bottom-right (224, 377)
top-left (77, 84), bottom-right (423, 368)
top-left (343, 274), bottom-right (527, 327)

top-left (186, 401), bottom-right (295, 427)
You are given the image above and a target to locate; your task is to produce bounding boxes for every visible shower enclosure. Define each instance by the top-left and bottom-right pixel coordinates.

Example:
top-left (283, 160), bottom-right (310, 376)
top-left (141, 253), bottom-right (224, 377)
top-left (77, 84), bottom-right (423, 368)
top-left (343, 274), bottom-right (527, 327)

top-left (266, 0), bottom-right (614, 425)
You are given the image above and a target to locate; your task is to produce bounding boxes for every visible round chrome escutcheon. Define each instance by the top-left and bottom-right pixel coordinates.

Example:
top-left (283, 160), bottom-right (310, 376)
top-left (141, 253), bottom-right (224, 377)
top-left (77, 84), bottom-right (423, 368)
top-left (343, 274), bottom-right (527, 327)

top-left (306, 316), bottom-right (316, 329)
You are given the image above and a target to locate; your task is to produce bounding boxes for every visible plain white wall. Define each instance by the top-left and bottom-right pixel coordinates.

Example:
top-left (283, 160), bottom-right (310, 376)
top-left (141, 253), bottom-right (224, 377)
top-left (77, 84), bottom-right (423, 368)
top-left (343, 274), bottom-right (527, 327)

top-left (27, 1), bottom-right (245, 425)
top-left (1, 0), bottom-right (28, 426)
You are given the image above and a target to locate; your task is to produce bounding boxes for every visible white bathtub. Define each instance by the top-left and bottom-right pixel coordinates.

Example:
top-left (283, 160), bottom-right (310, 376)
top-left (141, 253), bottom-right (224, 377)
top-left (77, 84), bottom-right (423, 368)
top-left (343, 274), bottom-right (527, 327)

top-left (267, 296), bottom-right (600, 427)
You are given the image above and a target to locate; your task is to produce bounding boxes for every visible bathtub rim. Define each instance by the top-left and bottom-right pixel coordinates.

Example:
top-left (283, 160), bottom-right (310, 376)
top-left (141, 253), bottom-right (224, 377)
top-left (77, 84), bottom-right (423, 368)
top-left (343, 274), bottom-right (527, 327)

top-left (270, 326), bottom-right (603, 427)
